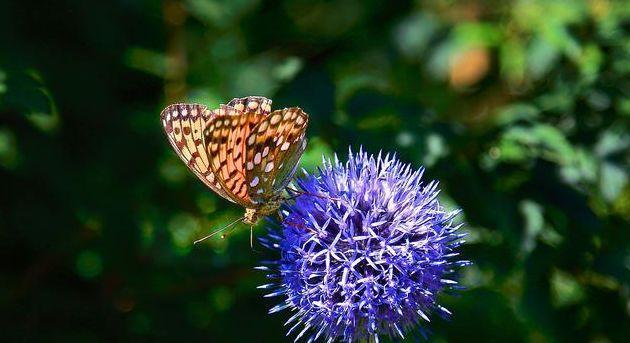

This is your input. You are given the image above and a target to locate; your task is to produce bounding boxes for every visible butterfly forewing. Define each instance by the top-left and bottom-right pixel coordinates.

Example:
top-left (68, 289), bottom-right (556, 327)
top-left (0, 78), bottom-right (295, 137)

top-left (244, 107), bottom-right (309, 204)
top-left (203, 107), bottom-right (266, 206)
top-left (160, 103), bottom-right (235, 203)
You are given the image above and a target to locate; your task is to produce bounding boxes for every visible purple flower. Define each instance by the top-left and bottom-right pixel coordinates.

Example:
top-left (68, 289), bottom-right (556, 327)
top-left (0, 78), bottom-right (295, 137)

top-left (258, 148), bottom-right (469, 342)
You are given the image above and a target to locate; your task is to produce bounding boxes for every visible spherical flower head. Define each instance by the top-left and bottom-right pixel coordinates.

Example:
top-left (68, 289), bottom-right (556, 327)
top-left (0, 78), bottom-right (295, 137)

top-left (258, 148), bottom-right (469, 342)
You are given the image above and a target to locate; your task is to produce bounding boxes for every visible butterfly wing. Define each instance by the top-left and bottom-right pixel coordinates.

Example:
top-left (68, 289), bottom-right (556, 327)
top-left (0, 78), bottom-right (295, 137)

top-left (203, 106), bottom-right (266, 207)
top-left (160, 103), bottom-right (234, 203)
top-left (227, 96), bottom-right (272, 115)
top-left (271, 133), bottom-right (307, 193)
top-left (243, 107), bottom-right (309, 204)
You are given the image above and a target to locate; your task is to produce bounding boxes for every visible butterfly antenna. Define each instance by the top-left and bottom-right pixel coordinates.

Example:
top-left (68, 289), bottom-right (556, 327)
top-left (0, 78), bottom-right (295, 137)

top-left (193, 217), bottom-right (244, 245)
top-left (285, 187), bottom-right (343, 203)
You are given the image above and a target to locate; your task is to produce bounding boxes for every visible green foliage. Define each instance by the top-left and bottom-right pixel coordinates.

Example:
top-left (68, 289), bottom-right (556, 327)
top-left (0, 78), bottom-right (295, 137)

top-left (0, 0), bottom-right (628, 342)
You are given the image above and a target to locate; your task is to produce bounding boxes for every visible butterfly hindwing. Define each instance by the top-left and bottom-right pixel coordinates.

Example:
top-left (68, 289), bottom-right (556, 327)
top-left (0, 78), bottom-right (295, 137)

top-left (161, 103), bottom-right (235, 203)
top-left (244, 107), bottom-right (309, 204)
top-left (227, 96), bottom-right (272, 115)
top-left (203, 107), bottom-right (266, 206)
top-left (272, 133), bottom-right (307, 193)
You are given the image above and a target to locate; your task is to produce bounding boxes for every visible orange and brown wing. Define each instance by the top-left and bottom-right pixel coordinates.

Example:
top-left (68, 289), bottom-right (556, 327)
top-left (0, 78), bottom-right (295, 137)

top-left (203, 106), bottom-right (266, 206)
top-left (243, 107), bottom-right (308, 204)
top-left (160, 103), bottom-right (234, 203)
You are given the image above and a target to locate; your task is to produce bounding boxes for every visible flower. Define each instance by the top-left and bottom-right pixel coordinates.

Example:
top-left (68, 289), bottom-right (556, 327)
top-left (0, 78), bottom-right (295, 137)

top-left (258, 148), bottom-right (469, 342)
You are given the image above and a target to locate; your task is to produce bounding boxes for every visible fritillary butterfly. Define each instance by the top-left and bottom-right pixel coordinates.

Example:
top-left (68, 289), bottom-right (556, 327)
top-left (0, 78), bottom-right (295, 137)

top-left (160, 96), bottom-right (308, 237)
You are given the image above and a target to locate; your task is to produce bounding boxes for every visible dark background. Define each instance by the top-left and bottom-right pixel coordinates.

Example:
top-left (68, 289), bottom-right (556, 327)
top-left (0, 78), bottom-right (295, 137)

top-left (0, 0), bottom-right (628, 342)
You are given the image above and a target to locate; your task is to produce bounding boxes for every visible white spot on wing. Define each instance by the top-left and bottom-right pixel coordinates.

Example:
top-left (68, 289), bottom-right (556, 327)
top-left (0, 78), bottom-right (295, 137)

top-left (281, 142), bottom-right (290, 151)
top-left (250, 176), bottom-right (259, 187)
top-left (254, 152), bottom-right (262, 164)
top-left (265, 161), bottom-right (274, 172)
top-left (270, 114), bottom-right (281, 125)
top-left (258, 121), bottom-right (269, 132)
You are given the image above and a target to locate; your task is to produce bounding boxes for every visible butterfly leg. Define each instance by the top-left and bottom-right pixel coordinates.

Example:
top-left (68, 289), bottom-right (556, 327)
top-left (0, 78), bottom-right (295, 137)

top-left (249, 225), bottom-right (263, 253)
top-left (250, 225), bottom-right (254, 249)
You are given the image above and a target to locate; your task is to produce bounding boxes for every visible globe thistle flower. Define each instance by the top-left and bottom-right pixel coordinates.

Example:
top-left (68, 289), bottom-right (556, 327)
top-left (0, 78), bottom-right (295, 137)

top-left (258, 148), bottom-right (469, 342)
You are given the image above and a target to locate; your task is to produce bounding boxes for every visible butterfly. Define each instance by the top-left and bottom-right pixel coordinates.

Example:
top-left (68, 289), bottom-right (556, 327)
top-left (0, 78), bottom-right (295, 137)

top-left (160, 96), bottom-right (308, 242)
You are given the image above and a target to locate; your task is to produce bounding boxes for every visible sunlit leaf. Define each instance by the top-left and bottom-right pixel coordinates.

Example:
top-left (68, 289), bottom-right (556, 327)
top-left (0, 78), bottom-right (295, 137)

top-left (550, 269), bottom-right (585, 308)
top-left (600, 162), bottom-right (628, 203)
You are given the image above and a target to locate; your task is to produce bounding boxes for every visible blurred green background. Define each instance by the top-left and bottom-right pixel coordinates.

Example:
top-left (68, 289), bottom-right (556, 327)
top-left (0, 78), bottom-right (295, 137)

top-left (1, 0), bottom-right (628, 342)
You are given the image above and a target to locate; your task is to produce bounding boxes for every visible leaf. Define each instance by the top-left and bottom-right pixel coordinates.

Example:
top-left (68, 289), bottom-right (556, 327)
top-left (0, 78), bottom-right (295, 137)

top-left (494, 103), bottom-right (540, 126)
top-left (519, 200), bottom-right (544, 256)
top-left (600, 162), bottom-right (628, 203)
top-left (550, 269), bottom-right (585, 308)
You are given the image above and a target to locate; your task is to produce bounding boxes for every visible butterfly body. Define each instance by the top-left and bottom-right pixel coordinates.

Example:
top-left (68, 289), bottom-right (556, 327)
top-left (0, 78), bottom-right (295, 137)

top-left (161, 96), bottom-right (308, 228)
top-left (243, 199), bottom-right (282, 225)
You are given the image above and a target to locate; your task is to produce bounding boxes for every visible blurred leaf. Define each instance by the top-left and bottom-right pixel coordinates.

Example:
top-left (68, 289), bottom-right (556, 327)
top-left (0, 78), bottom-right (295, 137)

top-left (186, 0), bottom-right (260, 28)
top-left (500, 38), bottom-right (526, 85)
top-left (210, 287), bottom-right (234, 312)
top-left (335, 73), bottom-right (389, 106)
top-left (494, 103), bottom-right (540, 126)
top-left (550, 269), bottom-right (585, 308)
top-left (497, 124), bottom-right (575, 164)
top-left (395, 131), bottom-right (416, 148)
top-left (579, 44), bottom-right (603, 83)
top-left (0, 68), bottom-right (6, 95)
top-left (519, 200), bottom-right (544, 257)
top-left (0, 127), bottom-right (18, 169)
top-left (394, 13), bottom-right (439, 59)
top-left (124, 47), bottom-right (171, 78)
top-left (188, 87), bottom-right (223, 108)
top-left (196, 192), bottom-right (218, 214)
top-left (452, 22), bottom-right (502, 48)
top-left (300, 136), bottom-right (333, 172)
top-left (26, 110), bottom-right (59, 132)
top-left (285, 0), bottom-right (365, 38)
top-left (168, 213), bottom-right (202, 253)
top-left (594, 126), bottom-right (630, 157)
top-left (75, 250), bottom-right (103, 280)
top-left (160, 154), bottom-right (189, 184)
top-left (559, 147), bottom-right (598, 185)
top-left (3, 70), bottom-right (60, 132)
top-left (526, 37), bottom-right (560, 79)
top-left (599, 162), bottom-right (628, 203)
top-left (272, 56), bottom-right (303, 81)
top-left (229, 54), bottom-right (287, 96)
top-left (423, 133), bottom-right (448, 167)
